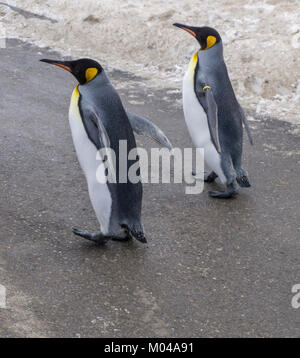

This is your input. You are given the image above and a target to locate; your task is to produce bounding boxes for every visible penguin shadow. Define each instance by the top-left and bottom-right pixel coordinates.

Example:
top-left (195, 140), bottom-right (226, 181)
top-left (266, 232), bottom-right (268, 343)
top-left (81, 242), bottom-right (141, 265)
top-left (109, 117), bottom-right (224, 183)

top-left (72, 234), bottom-right (149, 252)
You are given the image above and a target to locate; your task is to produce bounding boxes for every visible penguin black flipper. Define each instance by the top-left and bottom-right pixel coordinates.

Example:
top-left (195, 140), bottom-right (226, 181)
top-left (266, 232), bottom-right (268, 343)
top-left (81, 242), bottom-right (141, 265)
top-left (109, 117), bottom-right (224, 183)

top-left (81, 106), bottom-right (117, 181)
top-left (194, 80), bottom-right (221, 153)
top-left (81, 106), bottom-right (111, 150)
top-left (238, 104), bottom-right (254, 145)
top-left (126, 111), bottom-right (173, 150)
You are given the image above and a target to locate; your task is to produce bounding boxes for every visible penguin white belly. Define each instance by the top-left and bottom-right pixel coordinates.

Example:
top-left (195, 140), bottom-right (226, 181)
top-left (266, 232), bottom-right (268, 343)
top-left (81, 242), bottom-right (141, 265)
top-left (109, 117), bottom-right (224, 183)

top-left (68, 87), bottom-right (112, 234)
top-left (182, 71), bottom-right (227, 184)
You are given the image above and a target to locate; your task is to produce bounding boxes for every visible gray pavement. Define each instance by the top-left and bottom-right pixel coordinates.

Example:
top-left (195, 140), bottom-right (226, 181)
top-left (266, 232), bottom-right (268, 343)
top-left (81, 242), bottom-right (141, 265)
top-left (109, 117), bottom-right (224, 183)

top-left (0, 39), bottom-right (299, 337)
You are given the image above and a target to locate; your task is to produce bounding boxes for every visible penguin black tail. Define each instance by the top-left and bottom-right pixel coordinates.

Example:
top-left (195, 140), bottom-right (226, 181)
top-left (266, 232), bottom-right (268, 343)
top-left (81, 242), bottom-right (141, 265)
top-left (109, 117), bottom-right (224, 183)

top-left (121, 223), bottom-right (147, 243)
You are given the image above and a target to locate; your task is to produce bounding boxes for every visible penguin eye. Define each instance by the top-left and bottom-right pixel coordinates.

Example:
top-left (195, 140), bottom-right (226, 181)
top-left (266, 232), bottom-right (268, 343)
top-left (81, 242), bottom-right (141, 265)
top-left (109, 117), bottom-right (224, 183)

top-left (206, 35), bottom-right (217, 49)
top-left (85, 67), bottom-right (98, 82)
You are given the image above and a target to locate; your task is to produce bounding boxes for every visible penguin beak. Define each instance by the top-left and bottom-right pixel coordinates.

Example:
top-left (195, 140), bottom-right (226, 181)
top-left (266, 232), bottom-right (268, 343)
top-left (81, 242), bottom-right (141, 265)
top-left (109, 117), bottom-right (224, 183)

top-left (40, 59), bottom-right (72, 72)
top-left (173, 23), bottom-right (196, 37)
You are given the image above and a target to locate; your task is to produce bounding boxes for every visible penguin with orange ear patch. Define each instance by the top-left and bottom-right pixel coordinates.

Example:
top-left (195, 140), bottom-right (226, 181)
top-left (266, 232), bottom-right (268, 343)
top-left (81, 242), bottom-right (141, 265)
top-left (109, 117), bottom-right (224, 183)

top-left (173, 24), bottom-right (253, 198)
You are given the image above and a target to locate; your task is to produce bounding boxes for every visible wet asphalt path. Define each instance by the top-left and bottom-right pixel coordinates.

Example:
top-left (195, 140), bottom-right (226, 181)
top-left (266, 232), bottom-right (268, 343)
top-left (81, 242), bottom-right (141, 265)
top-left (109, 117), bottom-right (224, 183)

top-left (0, 39), bottom-right (299, 337)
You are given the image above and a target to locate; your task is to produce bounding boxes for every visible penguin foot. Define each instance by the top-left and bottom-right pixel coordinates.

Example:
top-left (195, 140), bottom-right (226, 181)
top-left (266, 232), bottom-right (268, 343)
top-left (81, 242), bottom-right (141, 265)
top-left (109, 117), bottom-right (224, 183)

top-left (208, 183), bottom-right (238, 199)
top-left (111, 235), bottom-right (132, 242)
top-left (72, 228), bottom-right (108, 244)
top-left (204, 171), bottom-right (218, 183)
top-left (236, 174), bottom-right (251, 188)
top-left (120, 224), bottom-right (147, 244)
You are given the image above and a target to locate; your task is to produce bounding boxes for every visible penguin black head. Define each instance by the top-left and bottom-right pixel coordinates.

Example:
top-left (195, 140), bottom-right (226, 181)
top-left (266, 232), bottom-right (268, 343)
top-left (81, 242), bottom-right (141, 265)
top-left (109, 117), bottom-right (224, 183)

top-left (40, 58), bottom-right (103, 85)
top-left (173, 23), bottom-right (221, 50)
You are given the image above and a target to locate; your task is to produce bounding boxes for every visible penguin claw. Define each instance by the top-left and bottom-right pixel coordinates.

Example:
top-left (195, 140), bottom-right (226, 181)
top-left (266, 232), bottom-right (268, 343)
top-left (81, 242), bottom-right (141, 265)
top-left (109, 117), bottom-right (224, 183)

top-left (72, 228), bottom-right (108, 244)
top-left (236, 175), bottom-right (251, 188)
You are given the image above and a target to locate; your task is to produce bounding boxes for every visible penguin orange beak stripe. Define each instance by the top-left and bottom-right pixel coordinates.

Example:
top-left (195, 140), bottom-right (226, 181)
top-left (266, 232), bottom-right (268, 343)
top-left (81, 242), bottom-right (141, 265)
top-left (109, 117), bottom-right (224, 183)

top-left (52, 63), bottom-right (71, 72)
top-left (180, 27), bottom-right (196, 37)
top-left (173, 23), bottom-right (196, 37)
top-left (40, 59), bottom-right (71, 72)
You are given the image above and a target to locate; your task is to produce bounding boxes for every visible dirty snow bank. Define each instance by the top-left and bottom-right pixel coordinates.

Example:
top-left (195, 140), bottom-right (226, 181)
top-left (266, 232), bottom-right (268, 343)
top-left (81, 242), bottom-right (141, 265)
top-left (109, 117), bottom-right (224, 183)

top-left (1, 0), bottom-right (299, 124)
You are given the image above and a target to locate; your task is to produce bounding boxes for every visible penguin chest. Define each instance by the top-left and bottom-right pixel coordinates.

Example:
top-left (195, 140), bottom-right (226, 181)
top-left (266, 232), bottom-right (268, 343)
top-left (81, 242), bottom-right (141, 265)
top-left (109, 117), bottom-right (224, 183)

top-left (182, 72), bottom-right (211, 148)
top-left (68, 87), bottom-right (112, 234)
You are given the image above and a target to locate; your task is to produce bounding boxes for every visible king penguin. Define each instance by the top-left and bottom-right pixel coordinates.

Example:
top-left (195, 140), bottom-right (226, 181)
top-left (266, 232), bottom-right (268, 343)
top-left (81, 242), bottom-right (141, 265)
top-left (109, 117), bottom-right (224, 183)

top-left (40, 58), bottom-right (172, 244)
top-left (173, 24), bottom-right (253, 198)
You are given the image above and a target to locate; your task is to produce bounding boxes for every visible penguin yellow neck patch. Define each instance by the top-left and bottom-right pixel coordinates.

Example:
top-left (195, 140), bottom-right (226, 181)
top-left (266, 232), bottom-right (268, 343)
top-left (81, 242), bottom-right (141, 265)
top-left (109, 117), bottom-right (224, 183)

top-left (188, 52), bottom-right (198, 74)
top-left (71, 85), bottom-right (79, 102)
top-left (85, 67), bottom-right (98, 83)
top-left (205, 35), bottom-right (217, 49)
top-left (70, 85), bottom-right (82, 122)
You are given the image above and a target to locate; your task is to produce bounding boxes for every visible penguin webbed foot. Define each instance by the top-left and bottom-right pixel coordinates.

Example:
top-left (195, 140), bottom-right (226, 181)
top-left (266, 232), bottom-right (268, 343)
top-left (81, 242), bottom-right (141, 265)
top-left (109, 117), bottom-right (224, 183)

top-left (208, 183), bottom-right (238, 199)
top-left (119, 223), bottom-right (147, 244)
top-left (72, 228), bottom-right (108, 245)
